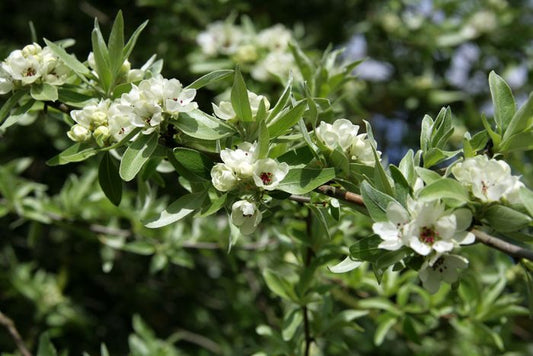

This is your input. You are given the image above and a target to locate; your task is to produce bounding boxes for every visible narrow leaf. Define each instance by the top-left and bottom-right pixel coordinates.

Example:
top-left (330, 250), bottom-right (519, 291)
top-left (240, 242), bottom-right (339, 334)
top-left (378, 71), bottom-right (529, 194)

top-left (144, 192), bottom-right (206, 228)
top-left (231, 69), bottom-right (253, 122)
top-left (418, 178), bottom-right (469, 203)
top-left (268, 100), bottom-right (307, 138)
top-left (108, 11), bottom-right (125, 75)
top-left (98, 152), bottom-right (122, 205)
top-left (186, 69), bottom-right (233, 89)
top-left (119, 131), bottom-right (159, 181)
top-left (489, 71), bottom-right (515, 133)
top-left (46, 143), bottom-right (98, 166)
top-left (0, 90), bottom-right (25, 125)
top-left (277, 167), bottom-right (335, 194)
top-left (44, 38), bottom-right (90, 76)
top-left (175, 110), bottom-right (234, 140)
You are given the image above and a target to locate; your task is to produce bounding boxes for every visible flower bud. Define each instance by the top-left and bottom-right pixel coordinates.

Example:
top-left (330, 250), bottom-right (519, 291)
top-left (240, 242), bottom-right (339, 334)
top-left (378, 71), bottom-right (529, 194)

top-left (211, 163), bottom-right (238, 192)
top-left (231, 200), bottom-right (262, 235)
top-left (67, 124), bottom-right (91, 142)
top-left (93, 125), bottom-right (110, 147)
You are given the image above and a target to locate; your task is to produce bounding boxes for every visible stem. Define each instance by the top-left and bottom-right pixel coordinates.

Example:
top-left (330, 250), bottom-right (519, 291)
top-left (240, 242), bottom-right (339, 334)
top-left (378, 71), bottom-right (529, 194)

top-left (288, 185), bottom-right (533, 263)
top-left (302, 211), bottom-right (313, 356)
top-left (0, 310), bottom-right (32, 356)
top-left (472, 229), bottom-right (533, 261)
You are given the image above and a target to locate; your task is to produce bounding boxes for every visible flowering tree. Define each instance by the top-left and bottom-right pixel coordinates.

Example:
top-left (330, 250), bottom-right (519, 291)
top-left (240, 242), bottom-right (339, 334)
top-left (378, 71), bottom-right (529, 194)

top-left (1, 11), bottom-right (533, 355)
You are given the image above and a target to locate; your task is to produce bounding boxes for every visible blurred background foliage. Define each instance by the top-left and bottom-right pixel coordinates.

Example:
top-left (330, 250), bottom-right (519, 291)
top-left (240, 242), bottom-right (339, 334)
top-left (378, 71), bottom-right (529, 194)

top-left (1, 0), bottom-right (533, 355)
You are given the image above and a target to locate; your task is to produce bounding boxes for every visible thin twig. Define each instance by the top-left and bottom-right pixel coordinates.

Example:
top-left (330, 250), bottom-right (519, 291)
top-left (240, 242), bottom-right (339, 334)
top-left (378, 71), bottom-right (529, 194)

top-left (0, 310), bottom-right (32, 356)
top-left (173, 328), bottom-right (222, 354)
top-left (471, 229), bottom-right (533, 261)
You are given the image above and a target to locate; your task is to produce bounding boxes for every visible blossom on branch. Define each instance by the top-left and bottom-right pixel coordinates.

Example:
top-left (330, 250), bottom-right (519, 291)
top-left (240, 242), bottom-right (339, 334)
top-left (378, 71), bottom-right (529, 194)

top-left (231, 200), bottom-right (262, 235)
top-left (451, 155), bottom-right (524, 204)
top-left (418, 254), bottom-right (469, 294)
top-left (372, 199), bottom-right (475, 256)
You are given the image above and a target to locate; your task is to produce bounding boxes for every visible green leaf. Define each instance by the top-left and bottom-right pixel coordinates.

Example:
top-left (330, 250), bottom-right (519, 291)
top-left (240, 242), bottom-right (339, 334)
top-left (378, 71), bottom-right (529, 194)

top-left (398, 149), bottom-right (416, 186)
top-left (374, 314), bottom-right (397, 346)
top-left (122, 241), bottom-right (155, 255)
top-left (144, 191), bottom-right (206, 228)
top-left (263, 269), bottom-right (296, 302)
top-left (44, 38), bottom-right (90, 76)
top-left (373, 148), bottom-right (393, 196)
top-left (503, 93), bottom-right (533, 141)
top-left (360, 180), bottom-right (397, 221)
top-left (175, 110), bottom-right (234, 140)
top-left (231, 69), bottom-right (252, 122)
top-left (46, 143), bottom-right (98, 166)
top-left (390, 165), bottom-right (410, 206)
top-left (172, 147), bottom-right (214, 181)
top-left (108, 11), bottom-right (125, 75)
top-left (328, 256), bottom-right (362, 273)
top-left (30, 83), bottom-right (58, 101)
top-left (519, 187), bottom-right (533, 217)
top-left (420, 114), bottom-right (433, 152)
top-left (119, 131), bottom-right (159, 181)
top-left (268, 78), bottom-right (292, 122)
top-left (282, 309), bottom-right (302, 341)
top-left (267, 100), bottom-right (307, 138)
top-left (91, 24), bottom-right (112, 91)
top-left (415, 167), bottom-right (441, 184)
top-left (0, 90), bottom-right (25, 125)
top-left (256, 117), bottom-right (270, 159)
top-left (499, 130), bottom-right (533, 152)
top-left (98, 152), bottom-right (122, 206)
top-left (122, 20), bottom-right (149, 62)
top-left (484, 205), bottom-right (532, 232)
top-left (289, 42), bottom-right (314, 83)
top-left (418, 178), bottom-right (469, 203)
top-left (277, 167), bottom-right (335, 194)
top-left (196, 193), bottom-right (227, 217)
top-left (423, 148), bottom-right (460, 168)
top-left (349, 235), bottom-right (383, 262)
top-left (489, 71), bottom-right (515, 133)
top-left (186, 69), bottom-right (233, 90)
top-left (37, 333), bottom-right (58, 356)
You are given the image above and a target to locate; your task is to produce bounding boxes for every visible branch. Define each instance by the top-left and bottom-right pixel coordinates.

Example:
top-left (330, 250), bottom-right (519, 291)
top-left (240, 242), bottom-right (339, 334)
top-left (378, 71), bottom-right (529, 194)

top-left (471, 229), bottom-right (533, 261)
top-left (0, 310), bottom-right (32, 356)
top-left (291, 185), bottom-right (533, 263)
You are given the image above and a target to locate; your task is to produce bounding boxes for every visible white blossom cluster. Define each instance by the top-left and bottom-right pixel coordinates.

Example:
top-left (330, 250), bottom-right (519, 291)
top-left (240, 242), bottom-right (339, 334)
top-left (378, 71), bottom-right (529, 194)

top-left (213, 91), bottom-right (270, 121)
top-left (0, 43), bottom-right (71, 94)
top-left (452, 155), bottom-right (524, 204)
top-left (315, 119), bottom-right (380, 166)
top-left (371, 154), bottom-right (525, 293)
top-left (196, 22), bottom-right (298, 82)
top-left (373, 197), bottom-right (475, 294)
top-left (211, 141), bottom-right (289, 235)
top-left (68, 74), bottom-right (197, 144)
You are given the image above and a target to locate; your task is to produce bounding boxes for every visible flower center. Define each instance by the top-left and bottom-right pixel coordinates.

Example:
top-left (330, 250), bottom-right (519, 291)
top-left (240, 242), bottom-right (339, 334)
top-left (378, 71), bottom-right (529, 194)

top-left (420, 226), bottom-right (438, 245)
top-left (260, 172), bottom-right (273, 185)
top-left (25, 67), bottom-right (36, 77)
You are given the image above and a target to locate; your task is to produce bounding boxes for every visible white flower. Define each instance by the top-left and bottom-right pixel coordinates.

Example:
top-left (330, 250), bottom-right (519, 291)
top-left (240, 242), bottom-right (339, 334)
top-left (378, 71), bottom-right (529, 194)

top-left (220, 142), bottom-right (257, 177)
top-left (70, 99), bottom-right (111, 130)
top-left (212, 91), bottom-right (270, 121)
top-left (316, 119), bottom-right (359, 151)
top-left (315, 119), bottom-right (380, 166)
top-left (197, 22), bottom-right (245, 56)
top-left (256, 24), bottom-right (292, 51)
top-left (211, 163), bottom-right (238, 192)
top-left (231, 200), bottom-right (262, 235)
top-left (3, 49), bottom-right (41, 85)
top-left (252, 158), bottom-right (289, 191)
top-left (108, 103), bottom-right (135, 142)
top-left (0, 68), bottom-right (13, 94)
top-left (372, 201), bottom-right (410, 251)
top-left (138, 75), bottom-right (198, 114)
top-left (251, 51), bottom-right (296, 82)
top-left (418, 254), bottom-right (469, 294)
top-left (372, 199), bottom-right (475, 256)
top-left (452, 155), bottom-right (524, 204)
top-left (405, 201), bottom-right (475, 256)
